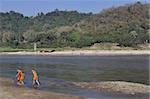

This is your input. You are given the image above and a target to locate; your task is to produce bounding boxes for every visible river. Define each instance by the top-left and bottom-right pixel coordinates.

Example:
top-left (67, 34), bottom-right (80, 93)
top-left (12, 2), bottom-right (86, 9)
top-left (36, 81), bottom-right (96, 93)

top-left (0, 55), bottom-right (149, 99)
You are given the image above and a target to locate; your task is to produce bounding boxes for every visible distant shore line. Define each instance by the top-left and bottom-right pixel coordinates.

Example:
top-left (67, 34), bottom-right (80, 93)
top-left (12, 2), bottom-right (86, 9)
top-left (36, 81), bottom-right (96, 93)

top-left (0, 50), bottom-right (149, 56)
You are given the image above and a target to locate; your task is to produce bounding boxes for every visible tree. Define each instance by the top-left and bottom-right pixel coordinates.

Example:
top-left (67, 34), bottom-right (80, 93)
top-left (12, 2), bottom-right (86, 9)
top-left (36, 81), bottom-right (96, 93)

top-left (2, 32), bottom-right (13, 43)
top-left (23, 30), bottom-right (37, 42)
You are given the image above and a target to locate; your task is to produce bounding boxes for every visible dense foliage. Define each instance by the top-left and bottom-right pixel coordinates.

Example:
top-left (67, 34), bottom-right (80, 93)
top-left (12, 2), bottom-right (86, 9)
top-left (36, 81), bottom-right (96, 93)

top-left (77, 2), bottom-right (149, 47)
top-left (0, 2), bottom-right (149, 48)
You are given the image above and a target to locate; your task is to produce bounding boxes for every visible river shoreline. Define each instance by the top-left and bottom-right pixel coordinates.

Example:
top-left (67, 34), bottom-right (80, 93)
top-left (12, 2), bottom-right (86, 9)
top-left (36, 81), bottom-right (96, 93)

top-left (0, 77), bottom-right (84, 99)
top-left (0, 77), bottom-right (149, 99)
top-left (73, 81), bottom-right (150, 95)
top-left (0, 50), bottom-right (149, 56)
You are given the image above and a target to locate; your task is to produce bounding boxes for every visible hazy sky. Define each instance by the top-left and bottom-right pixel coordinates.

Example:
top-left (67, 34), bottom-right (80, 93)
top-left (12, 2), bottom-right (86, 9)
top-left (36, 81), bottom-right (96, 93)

top-left (0, 0), bottom-right (149, 16)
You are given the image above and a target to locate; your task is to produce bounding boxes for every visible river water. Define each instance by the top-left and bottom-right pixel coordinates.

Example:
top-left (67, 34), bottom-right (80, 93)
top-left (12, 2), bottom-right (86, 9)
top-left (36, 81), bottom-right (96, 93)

top-left (0, 55), bottom-right (149, 99)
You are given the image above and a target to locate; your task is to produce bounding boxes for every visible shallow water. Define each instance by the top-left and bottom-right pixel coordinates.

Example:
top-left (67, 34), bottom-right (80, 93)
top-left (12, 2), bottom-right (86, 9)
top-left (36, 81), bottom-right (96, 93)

top-left (0, 55), bottom-right (149, 99)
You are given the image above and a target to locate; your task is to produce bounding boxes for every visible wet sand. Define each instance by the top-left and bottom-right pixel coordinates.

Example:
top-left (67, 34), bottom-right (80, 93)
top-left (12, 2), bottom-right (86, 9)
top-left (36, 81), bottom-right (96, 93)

top-left (73, 81), bottom-right (150, 95)
top-left (0, 50), bottom-right (149, 56)
top-left (0, 77), bottom-right (85, 99)
top-left (0, 77), bottom-right (149, 99)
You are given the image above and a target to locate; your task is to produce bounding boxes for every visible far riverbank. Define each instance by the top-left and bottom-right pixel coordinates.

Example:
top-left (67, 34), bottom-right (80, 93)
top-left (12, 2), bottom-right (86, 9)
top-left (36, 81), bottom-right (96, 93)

top-left (0, 50), bottom-right (149, 56)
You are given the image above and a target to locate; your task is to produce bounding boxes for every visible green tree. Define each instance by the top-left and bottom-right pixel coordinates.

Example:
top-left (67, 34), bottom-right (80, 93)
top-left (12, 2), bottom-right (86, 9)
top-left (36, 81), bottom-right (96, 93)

top-left (2, 32), bottom-right (14, 43)
top-left (23, 30), bottom-right (37, 42)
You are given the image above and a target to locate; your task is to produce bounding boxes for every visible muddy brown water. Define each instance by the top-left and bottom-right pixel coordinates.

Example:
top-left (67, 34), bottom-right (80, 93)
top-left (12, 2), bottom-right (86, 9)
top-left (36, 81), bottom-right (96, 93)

top-left (0, 55), bottom-right (149, 99)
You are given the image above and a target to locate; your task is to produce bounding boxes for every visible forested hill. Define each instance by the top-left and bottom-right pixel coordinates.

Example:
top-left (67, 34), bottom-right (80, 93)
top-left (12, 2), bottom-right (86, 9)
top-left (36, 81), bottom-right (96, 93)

top-left (0, 10), bottom-right (90, 38)
top-left (0, 2), bottom-right (149, 48)
top-left (76, 2), bottom-right (149, 47)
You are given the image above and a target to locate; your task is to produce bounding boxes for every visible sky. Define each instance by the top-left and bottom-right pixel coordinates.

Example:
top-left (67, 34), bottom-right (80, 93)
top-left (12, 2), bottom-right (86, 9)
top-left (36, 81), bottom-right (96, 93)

top-left (0, 0), bottom-right (149, 16)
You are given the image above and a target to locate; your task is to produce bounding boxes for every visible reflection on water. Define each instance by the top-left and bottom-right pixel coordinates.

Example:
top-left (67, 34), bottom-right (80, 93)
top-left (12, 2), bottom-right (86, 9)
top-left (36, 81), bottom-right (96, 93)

top-left (0, 55), bottom-right (149, 99)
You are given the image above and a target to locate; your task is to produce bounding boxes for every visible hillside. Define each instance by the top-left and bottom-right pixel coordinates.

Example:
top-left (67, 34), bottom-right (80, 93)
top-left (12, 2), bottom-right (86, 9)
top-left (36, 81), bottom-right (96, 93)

top-left (76, 2), bottom-right (149, 47)
top-left (0, 2), bottom-right (149, 48)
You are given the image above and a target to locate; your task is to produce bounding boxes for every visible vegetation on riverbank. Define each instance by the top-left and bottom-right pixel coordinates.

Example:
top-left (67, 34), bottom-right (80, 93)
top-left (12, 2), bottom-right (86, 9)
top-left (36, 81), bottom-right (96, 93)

top-left (0, 2), bottom-right (149, 49)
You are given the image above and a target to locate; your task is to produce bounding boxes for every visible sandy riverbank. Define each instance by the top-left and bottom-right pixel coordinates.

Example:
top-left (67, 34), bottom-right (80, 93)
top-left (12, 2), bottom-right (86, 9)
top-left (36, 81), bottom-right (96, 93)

top-left (0, 77), bottom-right (149, 99)
top-left (0, 77), bottom-right (84, 99)
top-left (73, 81), bottom-right (150, 95)
top-left (0, 50), bottom-right (150, 56)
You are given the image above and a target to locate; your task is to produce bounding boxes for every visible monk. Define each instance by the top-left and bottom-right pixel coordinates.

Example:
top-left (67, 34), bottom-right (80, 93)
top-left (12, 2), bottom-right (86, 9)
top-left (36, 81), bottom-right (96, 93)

top-left (32, 69), bottom-right (40, 86)
top-left (16, 69), bottom-right (25, 85)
